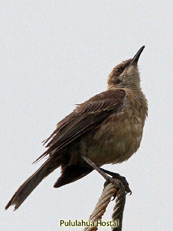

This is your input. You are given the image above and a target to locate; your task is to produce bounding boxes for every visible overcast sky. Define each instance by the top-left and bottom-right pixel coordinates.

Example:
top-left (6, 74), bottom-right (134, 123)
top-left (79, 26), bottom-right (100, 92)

top-left (1, 1), bottom-right (172, 231)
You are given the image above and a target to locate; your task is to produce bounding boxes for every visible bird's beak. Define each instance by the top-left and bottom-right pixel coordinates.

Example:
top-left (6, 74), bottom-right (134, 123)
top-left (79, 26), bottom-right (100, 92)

top-left (130, 46), bottom-right (145, 65)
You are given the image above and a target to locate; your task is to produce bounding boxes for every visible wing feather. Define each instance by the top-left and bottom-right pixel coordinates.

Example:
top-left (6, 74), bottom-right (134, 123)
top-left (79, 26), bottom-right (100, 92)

top-left (34, 89), bottom-right (125, 162)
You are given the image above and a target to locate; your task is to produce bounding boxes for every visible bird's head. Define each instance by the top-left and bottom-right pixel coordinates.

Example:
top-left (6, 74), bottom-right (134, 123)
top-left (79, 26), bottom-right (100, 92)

top-left (107, 46), bottom-right (145, 90)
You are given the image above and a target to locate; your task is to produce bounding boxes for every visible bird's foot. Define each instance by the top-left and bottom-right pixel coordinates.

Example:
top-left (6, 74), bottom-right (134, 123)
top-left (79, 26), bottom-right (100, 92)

top-left (113, 173), bottom-right (132, 195)
top-left (101, 169), bottom-right (132, 195)
top-left (104, 176), bottom-right (122, 189)
top-left (103, 176), bottom-right (124, 200)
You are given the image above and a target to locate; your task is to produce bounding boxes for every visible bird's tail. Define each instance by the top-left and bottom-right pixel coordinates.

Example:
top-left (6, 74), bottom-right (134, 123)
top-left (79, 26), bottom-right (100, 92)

top-left (5, 156), bottom-right (61, 210)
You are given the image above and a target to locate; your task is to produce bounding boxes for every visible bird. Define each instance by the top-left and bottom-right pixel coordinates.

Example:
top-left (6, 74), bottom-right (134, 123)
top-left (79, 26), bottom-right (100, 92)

top-left (5, 46), bottom-right (148, 211)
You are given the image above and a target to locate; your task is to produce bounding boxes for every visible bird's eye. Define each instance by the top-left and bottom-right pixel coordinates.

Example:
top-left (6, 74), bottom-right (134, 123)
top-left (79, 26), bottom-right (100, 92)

top-left (116, 67), bottom-right (123, 73)
top-left (116, 79), bottom-right (121, 84)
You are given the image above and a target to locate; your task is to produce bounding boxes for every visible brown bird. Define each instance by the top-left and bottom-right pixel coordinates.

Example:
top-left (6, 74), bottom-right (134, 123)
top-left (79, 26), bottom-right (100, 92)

top-left (5, 46), bottom-right (148, 211)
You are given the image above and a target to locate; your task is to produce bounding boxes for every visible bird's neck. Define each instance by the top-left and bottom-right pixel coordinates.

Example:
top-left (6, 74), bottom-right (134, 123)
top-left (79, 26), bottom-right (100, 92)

top-left (107, 85), bottom-right (147, 110)
top-left (107, 84), bottom-right (141, 91)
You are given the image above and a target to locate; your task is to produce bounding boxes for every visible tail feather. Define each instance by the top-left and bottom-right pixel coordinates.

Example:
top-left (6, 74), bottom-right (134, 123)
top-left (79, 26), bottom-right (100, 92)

top-left (54, 165), bottom-right (93, 188)
top-left (5, 156), bottom-right (61, 210)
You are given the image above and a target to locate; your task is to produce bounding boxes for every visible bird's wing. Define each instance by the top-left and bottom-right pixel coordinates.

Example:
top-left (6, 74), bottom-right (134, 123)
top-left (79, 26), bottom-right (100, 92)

top-left (34, 89), bottom-right (126, 162)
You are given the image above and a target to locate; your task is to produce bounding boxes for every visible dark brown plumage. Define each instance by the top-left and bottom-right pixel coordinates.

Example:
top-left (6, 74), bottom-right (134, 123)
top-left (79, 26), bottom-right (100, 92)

top-left (5, 46), bottom-right (148, 210)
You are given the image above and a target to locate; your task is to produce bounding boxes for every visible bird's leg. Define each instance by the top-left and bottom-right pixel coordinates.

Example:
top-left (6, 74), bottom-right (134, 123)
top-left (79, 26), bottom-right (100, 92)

top-left (100, 168), bottom-right (132, 194)
top-left (82, 156), bottom-right (131, 194)
top-left (82, 156), bottom-right (122, 191)
top-left (82, 156), bottom-right (109, 181)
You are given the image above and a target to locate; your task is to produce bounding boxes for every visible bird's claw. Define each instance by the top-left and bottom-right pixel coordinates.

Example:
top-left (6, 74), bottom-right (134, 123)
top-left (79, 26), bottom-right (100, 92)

top-left (104, 174), bottom-right (132, 196)
top-left (113, 174), bottom-right (132, 195)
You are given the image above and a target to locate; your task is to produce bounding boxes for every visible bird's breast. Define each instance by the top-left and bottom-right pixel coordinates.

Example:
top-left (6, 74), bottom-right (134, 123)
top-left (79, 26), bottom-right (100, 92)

top-left (82, 107), bottom-right (145, 166)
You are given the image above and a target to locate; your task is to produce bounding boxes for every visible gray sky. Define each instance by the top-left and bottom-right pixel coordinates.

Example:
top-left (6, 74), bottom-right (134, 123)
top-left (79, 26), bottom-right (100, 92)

top-left (1, 1), bottom-right (172, 230)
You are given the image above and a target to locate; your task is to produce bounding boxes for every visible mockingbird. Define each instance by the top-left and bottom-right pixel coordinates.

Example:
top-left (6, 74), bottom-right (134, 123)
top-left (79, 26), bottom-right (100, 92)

top-left (6, 46), bottom-right (148, 210)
